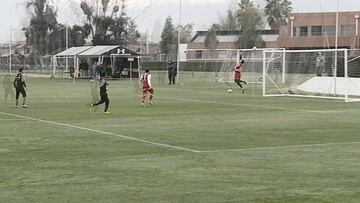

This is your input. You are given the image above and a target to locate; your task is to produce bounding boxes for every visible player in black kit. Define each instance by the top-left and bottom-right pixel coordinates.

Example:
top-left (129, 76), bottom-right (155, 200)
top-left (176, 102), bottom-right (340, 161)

top-left (90, 74), bottom-right (110, 114)
top-left (14, 68), bottom-right (29, 108)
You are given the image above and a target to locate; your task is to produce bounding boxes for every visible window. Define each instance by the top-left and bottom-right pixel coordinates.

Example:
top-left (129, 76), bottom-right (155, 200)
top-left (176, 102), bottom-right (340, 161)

top-left (341, 25), bottom-right (355, 36)
top-left (195, 50), bottom-right (202, 59)
top-left (293, 27), bottom-right (301, 36)
top-left (292, 27), bottom-right (297, 36)
top-left (299, 26), bottom-right (308, 36)
top-left (311, 26), bottom-right (322, 36)
top-left (323, 26), bottom-right (336, 36)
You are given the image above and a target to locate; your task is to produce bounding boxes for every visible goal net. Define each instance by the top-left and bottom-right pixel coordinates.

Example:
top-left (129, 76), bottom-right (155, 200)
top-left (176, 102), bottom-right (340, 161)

top-left (263, 49), bottom-right (360, 102)
top-left (185, 48), bottom-right (285, 84)
top-left (216, 49), bottom-right (265, 84)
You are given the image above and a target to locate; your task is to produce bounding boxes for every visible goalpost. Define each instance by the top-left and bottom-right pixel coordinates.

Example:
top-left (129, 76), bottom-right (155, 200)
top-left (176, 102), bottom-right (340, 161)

top-left (185, 48), bottom-right (286, 84)
top-left (216, 48), bottom-right (286, 84)
top-left (263, 49), bottom-right (360, 102)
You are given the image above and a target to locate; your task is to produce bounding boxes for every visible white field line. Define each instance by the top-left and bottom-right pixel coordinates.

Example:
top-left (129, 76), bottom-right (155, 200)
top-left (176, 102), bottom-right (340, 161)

top-left (159, 96), bottom-right (360, 114)
top-left (199, 142), bottom-right (360, 153)
top-left (1, 111), bottom-right (359, 154)
top-left (0, 111), bottom-right (200, 153)
top-left (0, 118), bottom-right (28, 121)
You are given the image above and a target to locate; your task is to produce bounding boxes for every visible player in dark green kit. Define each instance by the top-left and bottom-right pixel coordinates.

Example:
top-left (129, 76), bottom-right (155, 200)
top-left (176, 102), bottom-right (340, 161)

top-left (2, 74), bottom-right (14, 105)
top-left (14, 68), bottom-right (29, 108)
top-left (90, 74), bottom-right (110, 114)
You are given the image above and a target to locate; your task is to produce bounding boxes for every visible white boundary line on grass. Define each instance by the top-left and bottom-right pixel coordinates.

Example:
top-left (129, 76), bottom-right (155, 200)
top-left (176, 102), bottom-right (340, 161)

top-left (199, 142), bottom-right (360, 153)
top-left (0, 111), bottom-right (200, 153)
top-left (1, 111), bottom-right (359, 154)
top-left (0, 118), bottom-right (28, 121)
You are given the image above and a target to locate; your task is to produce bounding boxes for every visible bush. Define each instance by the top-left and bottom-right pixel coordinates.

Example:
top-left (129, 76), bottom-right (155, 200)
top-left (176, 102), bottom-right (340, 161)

top-left (141, 61), bottom-right (224, 72)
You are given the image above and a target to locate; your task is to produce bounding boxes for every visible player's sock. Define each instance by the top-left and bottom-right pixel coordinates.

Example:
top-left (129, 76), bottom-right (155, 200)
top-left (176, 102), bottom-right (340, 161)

top-left (22, 97), bottom-right (26, 105)
top-left (141, 96), bottom-right (146, 106)
top-left (242, 88), bottom-right (245, 94)
top-left (16, 99), bottom-right (19, 107)
top-left (104, 102), bottom-right (109, 112)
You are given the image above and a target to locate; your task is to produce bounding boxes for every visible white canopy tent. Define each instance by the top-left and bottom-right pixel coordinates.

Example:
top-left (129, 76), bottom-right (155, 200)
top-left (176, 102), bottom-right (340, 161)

top-left (53, 46), bottom-right (93, 77)
top-left (78, 46), bottom-right (141, 79)
top-left (78, 46), bottom-right (120, 58)
top-left (53, 45), bottom-right (140, 79)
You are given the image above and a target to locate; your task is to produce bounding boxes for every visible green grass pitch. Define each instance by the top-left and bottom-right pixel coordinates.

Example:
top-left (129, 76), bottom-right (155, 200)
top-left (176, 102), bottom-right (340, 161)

top-left (1, 72), bottom-right (360, 202)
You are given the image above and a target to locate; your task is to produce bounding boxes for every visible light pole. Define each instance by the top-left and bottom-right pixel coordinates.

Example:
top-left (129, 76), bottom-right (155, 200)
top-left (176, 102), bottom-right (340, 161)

top-left (335, 0), bottom-right (339, 50)
top-left (9, 26), bottom-right (12, 74)
top-left (176, 0), bottom-right (182, 83)
top-left (334, 0), bottom-right (339, 95)
top-left (65, 25), bottom-right (69, 74)
top-left (355, 15), bottom-right (359, 48)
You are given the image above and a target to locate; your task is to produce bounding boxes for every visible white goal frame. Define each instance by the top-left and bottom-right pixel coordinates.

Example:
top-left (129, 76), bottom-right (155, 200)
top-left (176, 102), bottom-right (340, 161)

top-left (186, 48), bottom-right (286, 84)
top-left (262, 48), bottom-right (360, 102)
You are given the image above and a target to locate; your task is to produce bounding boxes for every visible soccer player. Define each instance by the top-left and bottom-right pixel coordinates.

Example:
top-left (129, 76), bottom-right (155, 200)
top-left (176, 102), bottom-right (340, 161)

top-left (234, 59), bottom-right (247, 94)
top-left (171, 62), bottom-right (177, 85)
top-left (140, 68), bottom-right (154, 106)
top-left (13, 68), bottom-right (29, 108)
top-left (316, 52), bottom-right (325, 76)
top-left (167, 61), bottom-right (173, 85)
top-left (89, 79), bottom-right (99, 111)
top-left (2, 74), bottom-right (14, 105)
top-left (90, 74), bottom-right (110, 114)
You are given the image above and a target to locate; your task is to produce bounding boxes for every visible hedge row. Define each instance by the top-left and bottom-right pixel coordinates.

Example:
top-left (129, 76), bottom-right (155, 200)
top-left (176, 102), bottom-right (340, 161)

top-left (141, 61), bottom-right (225, 72)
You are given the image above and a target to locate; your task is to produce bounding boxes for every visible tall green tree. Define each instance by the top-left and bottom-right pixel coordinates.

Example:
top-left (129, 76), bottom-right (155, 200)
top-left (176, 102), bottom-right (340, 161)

top-left (47, 24), bottom-right (88, 54)
top-left (236, 0), bottom-right (264, 48)
top-left (218, 9), bottom-right (238, 31)
top-left (175, 24), bottom-right (194, 43)
top-left (80, 0), bottom-right (139, 46)
top-left (108, 14), bottom-right (127, 45)
top-left (204, 25), bottom-right (218, 51)
top-left (80, 0), bottom-right (120, 45)
top-left (126, 19), bottom-right (141, 44)
top-left (160, 16), bottom-right (176, 59)
top-left (69, 25), bottom-right (89, 47)
top-left (24, 0), bottom-right (58, 55)
top-left (24, 0), bottom-right (88, 55)
top-left (264, 0), bottom-right (292, 30)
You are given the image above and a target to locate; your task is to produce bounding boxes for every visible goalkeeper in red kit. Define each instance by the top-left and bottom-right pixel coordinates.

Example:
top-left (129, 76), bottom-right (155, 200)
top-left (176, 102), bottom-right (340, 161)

top-left (234, 59), bottom-right (247, 93)
top-left (140, 69), bottom-right (154, 106)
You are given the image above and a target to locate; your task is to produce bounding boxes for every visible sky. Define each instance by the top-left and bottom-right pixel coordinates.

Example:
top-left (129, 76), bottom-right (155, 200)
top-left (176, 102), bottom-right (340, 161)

top-left (1, 0), bottom-right (360, 43)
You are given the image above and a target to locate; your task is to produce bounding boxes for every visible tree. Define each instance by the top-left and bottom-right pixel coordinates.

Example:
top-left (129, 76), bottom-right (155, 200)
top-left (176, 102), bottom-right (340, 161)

top-left (45, 24), bottom-right (88, 54)
top-left (175, 24), bottom-right (194, 43)
top-left (108, 14), bottom-right (128, 45)
top-left (80, 0), bottom-right (119, 45)
top-left (70, 25), bottom-right (89, 47)
top-left (24, 1), bottom-right (89, 55)
top-left (126, 19), bottom-right (141, 44)
top-left (204, 25), bottom-right (218, 51)
top-left (264, 0), bottom-right (292, 30)
top-left (24, 0), bottom-right (58, 55)
top-left (80, 0), bottom-right (140, 46)
top-left (235, 0), bottom-right (264, 48)
top-left (160, 16), bottom-right (176, 59)
top-left (218, 9), bottom-right (238, 31)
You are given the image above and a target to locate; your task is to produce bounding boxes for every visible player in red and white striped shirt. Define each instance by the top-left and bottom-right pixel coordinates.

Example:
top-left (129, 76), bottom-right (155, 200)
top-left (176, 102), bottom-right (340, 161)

top-left (140, 69), bottom-right (154, 106)
top-left (234, 59), bottom-right (247, 94)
